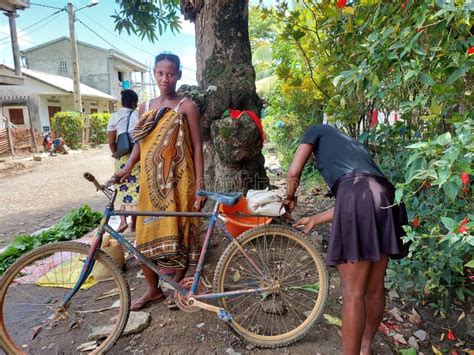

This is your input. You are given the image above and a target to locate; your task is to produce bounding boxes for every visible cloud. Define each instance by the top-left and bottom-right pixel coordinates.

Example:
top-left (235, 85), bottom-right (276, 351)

top-left (0, 24), bottom-right (33, 66)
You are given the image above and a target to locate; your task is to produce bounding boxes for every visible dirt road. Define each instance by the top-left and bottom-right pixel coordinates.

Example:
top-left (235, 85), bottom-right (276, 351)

top-left (0, 145), bottom-right (113, 244)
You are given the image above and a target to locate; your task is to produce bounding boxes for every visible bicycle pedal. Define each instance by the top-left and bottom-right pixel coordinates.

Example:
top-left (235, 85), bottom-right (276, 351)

top-left (218, 309), bottom-right (233, 323)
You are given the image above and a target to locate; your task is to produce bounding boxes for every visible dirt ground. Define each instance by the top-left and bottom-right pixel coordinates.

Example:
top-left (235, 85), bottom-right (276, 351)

top-left (1, 146), bottom-right (471, 354)
top-left (0, 146), bottom-right (113, 245)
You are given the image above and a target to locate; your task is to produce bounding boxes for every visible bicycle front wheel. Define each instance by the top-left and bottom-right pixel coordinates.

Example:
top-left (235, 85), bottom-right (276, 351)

top-left (213, 225), bottom-right (328, 348)
top-left (0, 241), bottom-right (130, 354)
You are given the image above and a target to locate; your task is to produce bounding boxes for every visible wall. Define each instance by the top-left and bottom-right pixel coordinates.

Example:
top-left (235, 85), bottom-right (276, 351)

top-left (23, 39), bottom-right (111, 95)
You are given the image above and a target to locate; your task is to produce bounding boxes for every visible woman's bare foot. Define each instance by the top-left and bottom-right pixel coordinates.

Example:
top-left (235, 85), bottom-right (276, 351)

top-left (131, 288), bottom-right (164, 311)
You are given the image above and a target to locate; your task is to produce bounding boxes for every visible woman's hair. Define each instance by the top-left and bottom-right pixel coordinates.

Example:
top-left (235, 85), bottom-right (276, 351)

top-left (121, 89), bottom-right (138, 108)
top-left (154, 53), bottom-right (181, 72)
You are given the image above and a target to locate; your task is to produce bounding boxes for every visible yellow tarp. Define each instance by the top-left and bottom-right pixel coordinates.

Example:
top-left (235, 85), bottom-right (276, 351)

top-left (35, 255), bottom-right (97, 289)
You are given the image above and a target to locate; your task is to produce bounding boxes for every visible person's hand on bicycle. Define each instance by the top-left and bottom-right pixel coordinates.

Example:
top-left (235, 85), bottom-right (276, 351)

top-left (283, 196), bottom-right (297, 214)
top-left (193, 194), bottom-right (207, 211)
top-left (114, 164), bottom-right (132, 183)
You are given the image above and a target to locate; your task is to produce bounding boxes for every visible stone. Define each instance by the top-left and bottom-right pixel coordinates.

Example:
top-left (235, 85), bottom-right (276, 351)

top-left (408, 336), bottom-right (419, 350)
top-left (88, 312), bottom-right (151, 341)
top-left (33, 156), bottom-right (42, 162)
top-left (77, 341), bottom-right (98, 352)
top-left (226, 347), bottom-right (241, 355)
top-left (413, 329), bottom-right (429, 341)
top-left (262, 299), bottom-right (286, 315)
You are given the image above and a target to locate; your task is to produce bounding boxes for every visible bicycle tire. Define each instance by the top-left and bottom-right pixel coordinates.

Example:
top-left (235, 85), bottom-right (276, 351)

top-left (213, 225), bottom-right (328, 348)
top-left (0, 241), bottom-right (130, 354)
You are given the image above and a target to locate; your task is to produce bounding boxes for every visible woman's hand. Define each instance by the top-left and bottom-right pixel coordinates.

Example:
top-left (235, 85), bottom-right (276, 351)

top-left (293, 215), bottom-right (319, 234)
top-left (115, 164), bottom-right (132, 183)
top-left (193, 194), bottom-right (207, 211)
top-left (283, 196), bottom-right (297, 214)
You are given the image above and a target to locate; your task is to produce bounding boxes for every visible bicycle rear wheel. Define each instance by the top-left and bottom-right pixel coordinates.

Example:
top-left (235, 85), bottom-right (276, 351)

top-left (213, 225), bottom-right (328, 348)
top-left (0, 241), bottom-right (130, 354)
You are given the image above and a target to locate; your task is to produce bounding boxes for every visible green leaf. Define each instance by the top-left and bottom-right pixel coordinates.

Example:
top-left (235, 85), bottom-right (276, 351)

top-left (406, 142), bottom-right (428, 149)
top-left (290, 283), bottom-right (320, 293)
top-left (395, 188), bottom-right (403, 204)
top-left (419, 72), bottom-right (435, 86)
top-left (399, 348), bottom-right (417, 355)
top-left (441, 217), bottom-right (456, 231)
top-left (436, 132), bottom-right (452, 146)
top-left (446, 65), bottom-right (468, 85)
top-left (465, 260), bottom-right (474, 268)
top-left (443, 181), bottom-right (460, 202)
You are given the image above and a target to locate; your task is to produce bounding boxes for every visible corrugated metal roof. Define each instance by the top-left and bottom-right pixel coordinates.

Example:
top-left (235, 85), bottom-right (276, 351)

top-left (21, 68), bottom-right (116, 101)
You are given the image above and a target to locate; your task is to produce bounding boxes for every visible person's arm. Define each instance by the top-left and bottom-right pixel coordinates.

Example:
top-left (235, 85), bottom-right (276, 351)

top-left (293, 207), bottom-right (334, 234)
top-left (182, 100), bottom-right (206, 210)
top-left (108, 130), bottom-right (117, 154)
top-left (115, 143), bottom-right (140, 182)
top-left (284, 143), bottom-right (313, 213)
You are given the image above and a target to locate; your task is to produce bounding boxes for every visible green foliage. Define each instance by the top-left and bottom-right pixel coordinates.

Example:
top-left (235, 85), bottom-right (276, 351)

top-left (89, 113), bottom-right (111, 144)
top-left (0, 206), bottom-right (101, 275)
top-left (113, 0), bottom-right (181, 42)
top-left (51, 111), bottom-right (84, 149)
top-left (366, 119), bottom-right (473, 315)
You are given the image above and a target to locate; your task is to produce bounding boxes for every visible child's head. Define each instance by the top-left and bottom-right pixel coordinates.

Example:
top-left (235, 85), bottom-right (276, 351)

top-left (153, 53), bottom-right (182, 95)
top-left (121, 89), bottom-right (138, 109)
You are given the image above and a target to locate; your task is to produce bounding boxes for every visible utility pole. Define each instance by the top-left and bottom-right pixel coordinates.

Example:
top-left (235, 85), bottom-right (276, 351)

top-left (67, 3), bottom-right (82, 113)
top-left (6, 11), bottom-right (22, 77)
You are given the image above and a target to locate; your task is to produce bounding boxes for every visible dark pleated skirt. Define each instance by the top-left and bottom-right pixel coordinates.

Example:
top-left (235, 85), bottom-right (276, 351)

top-left (327, 174), bottom-right (409, 266)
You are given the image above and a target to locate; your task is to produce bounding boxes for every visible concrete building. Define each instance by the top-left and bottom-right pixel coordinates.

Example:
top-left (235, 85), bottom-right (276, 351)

top-left (0, 65), bottom-right (115, 132)
top-left (20, 37), bottom-right (147, 102)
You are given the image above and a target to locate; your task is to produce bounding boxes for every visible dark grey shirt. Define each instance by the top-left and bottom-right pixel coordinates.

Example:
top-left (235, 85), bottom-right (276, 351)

top-left (300, 125), bottom-right (384, 191)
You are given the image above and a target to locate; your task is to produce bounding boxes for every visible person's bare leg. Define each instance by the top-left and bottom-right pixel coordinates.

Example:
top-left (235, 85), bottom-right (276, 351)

top-left (131, 264), bottom-right (164, 311)
top-left (130, 215), bottom-right (137, 232)
top-left (360, 255), bottom-right (389, 355)
top-left (337, 261), bottom-right (372, 355)
top-left (117, 215), bottom-right (128, 233)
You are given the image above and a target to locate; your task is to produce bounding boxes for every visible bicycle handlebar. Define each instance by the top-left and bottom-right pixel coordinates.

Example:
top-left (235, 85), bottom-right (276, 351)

top-left (83, 172), bottom-right (103, 190)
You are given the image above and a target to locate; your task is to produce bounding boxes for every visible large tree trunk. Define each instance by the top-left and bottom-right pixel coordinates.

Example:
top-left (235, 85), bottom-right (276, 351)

top-left (181, 0), bottom-right (268, 193)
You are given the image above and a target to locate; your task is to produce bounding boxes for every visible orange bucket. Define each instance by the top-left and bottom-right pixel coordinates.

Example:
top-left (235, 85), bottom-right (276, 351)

top-left (219, 197), bottom-right (272, 238)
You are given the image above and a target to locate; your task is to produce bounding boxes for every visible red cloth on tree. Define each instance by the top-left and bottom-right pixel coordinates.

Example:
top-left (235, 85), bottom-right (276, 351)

top-left (227, 109), bottom-right (265, 143)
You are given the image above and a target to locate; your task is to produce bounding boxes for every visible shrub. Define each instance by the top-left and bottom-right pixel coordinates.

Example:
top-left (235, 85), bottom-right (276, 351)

top-left (89, 113), bottom-right (111, 144)
top-left (364, 119), bottom-right (473, 315)
top-left (51, 111), bottom-right (84, 149)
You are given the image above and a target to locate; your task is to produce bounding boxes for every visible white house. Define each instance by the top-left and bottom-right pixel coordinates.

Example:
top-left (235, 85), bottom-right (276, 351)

top-left (0, 65), bottom-right (115, 132)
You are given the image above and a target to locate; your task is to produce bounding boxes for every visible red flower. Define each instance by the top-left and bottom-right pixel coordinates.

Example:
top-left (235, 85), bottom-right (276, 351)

top-left (458, 225), bottom-right (468, 234)
top-left (460, 218), bottom-right (468, 227)
top-left (412, 217), bottom-right (420, 228)
top-left (337, 0), bottom-right (347, 8)
top-left (423, 181), bottom-right (430, 189)
top-left (461, 172), bottom-right (469, 186)
top-left (447, 330), bottom-right (457, 341)
top-left (467, 47), bottom-right (474, 55)
top-left (402, 0), bottom-right (409, 10)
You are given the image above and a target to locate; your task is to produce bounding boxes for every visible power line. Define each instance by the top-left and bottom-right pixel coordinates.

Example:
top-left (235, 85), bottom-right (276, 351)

top-left (30, 2), bottom-right (64, 10)
top-left (75, 17), bottom-right (123, 53)
top-left (0, 30), bottom-right (40, 46)
top-left (0, 9), bottom-right (65, 44)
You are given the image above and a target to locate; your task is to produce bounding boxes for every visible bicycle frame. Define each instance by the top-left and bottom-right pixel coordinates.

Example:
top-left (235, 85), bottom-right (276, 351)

top-left (63, 191), bottom-right (269, 313)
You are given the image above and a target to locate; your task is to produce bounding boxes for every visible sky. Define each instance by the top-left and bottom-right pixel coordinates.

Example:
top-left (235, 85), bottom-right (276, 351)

top-left (0, 0), bottom-right (273, 88)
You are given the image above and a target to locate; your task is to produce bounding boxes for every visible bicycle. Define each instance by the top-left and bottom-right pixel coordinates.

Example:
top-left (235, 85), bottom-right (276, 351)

top-left (0, 172), bottom-right (328, 354)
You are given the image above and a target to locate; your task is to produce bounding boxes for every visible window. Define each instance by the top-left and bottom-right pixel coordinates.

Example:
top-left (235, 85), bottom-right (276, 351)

top-left (90, 108), bottom-right (98, 114)
top-left (118, 71), bottom-right (124, 82)
top-left (59, 61), bottom-right (67, 73)
top-left (48, 106), bottom-right (61, 119)
top-left (8, 108), bottom-right (24, 125)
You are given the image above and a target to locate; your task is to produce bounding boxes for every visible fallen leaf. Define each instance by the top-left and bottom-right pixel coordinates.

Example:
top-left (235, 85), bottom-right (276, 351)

top-left (408, 336), bottom-right (419, 350)
top-left (388, 307), bottom-right (404, 322)
top-left (432, 344), bottom-right (442, 354)
top-left (323, 313), bottom-right (342, 327)
top-left (392, 332), bottom-right (407, 345)
top-left (31, 325), bottom-right (43, 340)
top-left (408, 308), bottom-right (422, 325)
top-left (440, 333), bottom-right (445, 341)
top-left (456, 311), bottom-right (465, 323)
top-left (233, 270), bottom-right (241, 283)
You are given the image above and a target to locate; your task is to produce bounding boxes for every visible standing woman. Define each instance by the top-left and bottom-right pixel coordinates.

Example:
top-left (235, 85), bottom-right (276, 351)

top-left (116, 53), bottom-right (206, 311)
top-left (107, 89), bottom-right (140, 233)
top-left (283, 124), bottom-right (408, 355)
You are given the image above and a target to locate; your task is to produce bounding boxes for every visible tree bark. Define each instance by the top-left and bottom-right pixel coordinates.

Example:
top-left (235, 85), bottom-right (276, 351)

top-left (181, 0), bottom-right (268, 192)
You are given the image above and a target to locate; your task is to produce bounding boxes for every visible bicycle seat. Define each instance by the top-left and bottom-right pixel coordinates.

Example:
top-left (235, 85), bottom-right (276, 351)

top-left (197, 190), bottom-right (242, 206)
